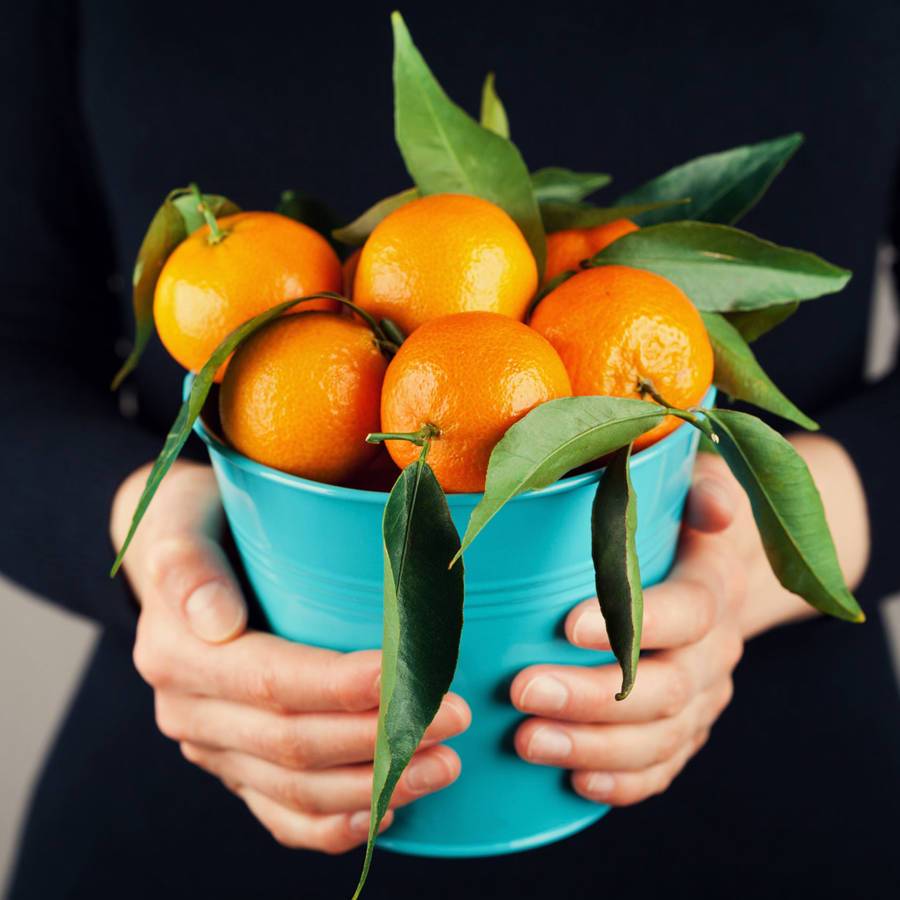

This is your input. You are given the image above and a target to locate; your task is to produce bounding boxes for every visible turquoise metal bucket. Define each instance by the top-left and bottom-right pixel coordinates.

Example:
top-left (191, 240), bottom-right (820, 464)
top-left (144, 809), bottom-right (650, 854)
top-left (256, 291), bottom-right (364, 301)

top-left (189, 378), bottom-right (712, 857)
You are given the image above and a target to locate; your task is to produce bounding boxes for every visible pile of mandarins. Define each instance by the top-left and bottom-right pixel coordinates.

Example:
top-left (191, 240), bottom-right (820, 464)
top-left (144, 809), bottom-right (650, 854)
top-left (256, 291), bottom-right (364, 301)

top-left (153, 192), bottom-right (713, 493)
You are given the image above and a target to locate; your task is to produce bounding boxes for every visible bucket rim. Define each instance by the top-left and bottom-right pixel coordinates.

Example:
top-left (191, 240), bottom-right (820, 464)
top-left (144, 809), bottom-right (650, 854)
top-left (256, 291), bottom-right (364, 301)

top-left (186, 374), bottom-right (715, 507)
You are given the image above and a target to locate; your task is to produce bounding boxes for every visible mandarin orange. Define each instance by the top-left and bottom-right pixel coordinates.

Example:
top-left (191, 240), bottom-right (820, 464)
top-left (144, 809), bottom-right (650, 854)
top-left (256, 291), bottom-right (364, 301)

top-left (542, 219), bottom-right (639, 284)
top-left (219, 312), bottom-right (386, 484)
top-left (380, 311), bottom-right (571, 492)
top-left (154, 211), bottom-right (342, 380)
top-left (353, 193), bottom-right (538, 335)
top-left (530, 265), bottom-right (713, 451)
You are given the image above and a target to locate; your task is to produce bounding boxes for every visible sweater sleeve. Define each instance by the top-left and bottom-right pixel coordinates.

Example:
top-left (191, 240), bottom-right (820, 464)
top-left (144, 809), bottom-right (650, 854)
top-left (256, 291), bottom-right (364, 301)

top-left (0, 2), bottom-right (160, 638)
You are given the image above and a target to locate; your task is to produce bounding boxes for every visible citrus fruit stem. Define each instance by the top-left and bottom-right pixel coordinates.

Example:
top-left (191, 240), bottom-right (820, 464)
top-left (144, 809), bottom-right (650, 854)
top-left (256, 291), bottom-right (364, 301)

top-left (189, 182), bottom-right (227, 244)
top-left (637, 377), bottom-right (719, 442)
top-left (366, 423), bottom-right (440, 448)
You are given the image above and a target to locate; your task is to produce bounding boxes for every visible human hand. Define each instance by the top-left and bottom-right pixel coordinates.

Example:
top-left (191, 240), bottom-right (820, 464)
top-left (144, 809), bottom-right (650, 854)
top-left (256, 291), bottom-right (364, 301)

top-left (110, 460), bottom-right (470, 853)
top-left (510, 452), bottom-right (749, 807)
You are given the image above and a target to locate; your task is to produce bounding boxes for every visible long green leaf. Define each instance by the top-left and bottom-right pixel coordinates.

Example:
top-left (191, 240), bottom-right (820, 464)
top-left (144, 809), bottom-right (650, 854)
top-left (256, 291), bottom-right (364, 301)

top-left (391, 12), bottom-right (546, 274)
top-left (725, 302), bottom-right (798, 342)
top-left (112, 191), bottom-right (240, 389)
top-left (615, 133), bottom-right (803, 226)
top-left (591, 445), bottom-right (643, 700)
top-left (540, 198), bottom-right (687, 233)
top-left (109, 292), bottom-right (346, 576)
top-left (332, 188), bottom-right (420, 247)
top-left (530, 168), bottom-right (611, 204)
top-left (588, 221), bottom-right (851, 312)
top-left (456, 397), bottom-right (666, 560)
top-left (705, 409), bottom-right (863, 622)
top-left (700, 312), bottom-right (817, 430)
top-left (479, 72), bottom-right (509, 138)
top-left (353, 460), bottom-right (464, 898)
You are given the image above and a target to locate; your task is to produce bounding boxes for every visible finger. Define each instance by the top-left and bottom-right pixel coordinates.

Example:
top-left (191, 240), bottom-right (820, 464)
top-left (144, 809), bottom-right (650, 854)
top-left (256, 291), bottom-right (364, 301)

top-left (120, 463), bottom-right (247, 643)
top-left (515, 680), bottom-right (731, 771)
top-left (157, 691), bottom-right (470, 769)
top-left (566, 529), bottom-right (738, 652)
top-left (236, 786), bottom-right (395, 854)
top-left (683, 453), bottom-right (739, 533)
top-left (182, 742), bottom-right (460, 814)
top-left (134, 614), bottom-right (384, 712)
top-left (571, 726), bottom-right (711, 807)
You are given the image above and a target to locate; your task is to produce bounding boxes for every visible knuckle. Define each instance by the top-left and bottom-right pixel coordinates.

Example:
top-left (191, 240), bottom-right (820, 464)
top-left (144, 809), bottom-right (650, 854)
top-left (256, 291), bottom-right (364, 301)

top-left (132, 618), bottom-right (170, 688)
top-left (153, 695), bottom-right (181, 740)
top-left (687, 580), bottom-right (717, 639)
top-left (145, 535), bottom-right (203, 590)
top-left (271, 718), bottom-right (312, 769)
top-left (723, 632), bottom-right (744, 671)
top-left (661, 666), bottom-right (692, 718)
top-left (245, 665), bottom-right (284, 711)
top-left (655, 720), bottom-right (686, 764)
top-left (715, 679), bottom-right (735, 716)
top-left (277, 775), bottom-right (318, 814)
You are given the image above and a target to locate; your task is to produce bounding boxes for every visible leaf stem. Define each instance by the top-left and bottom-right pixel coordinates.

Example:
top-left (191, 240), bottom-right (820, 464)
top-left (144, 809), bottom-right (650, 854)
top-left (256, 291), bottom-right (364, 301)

top-left (189, 182), bottom-right (227, 244)
top-left (637, 377), bottom-right (719, 443)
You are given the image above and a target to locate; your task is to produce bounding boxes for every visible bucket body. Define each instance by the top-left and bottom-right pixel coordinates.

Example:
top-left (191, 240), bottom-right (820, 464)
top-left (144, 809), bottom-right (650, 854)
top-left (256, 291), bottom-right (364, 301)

top-left (190, 380), bottom-right (711, 857)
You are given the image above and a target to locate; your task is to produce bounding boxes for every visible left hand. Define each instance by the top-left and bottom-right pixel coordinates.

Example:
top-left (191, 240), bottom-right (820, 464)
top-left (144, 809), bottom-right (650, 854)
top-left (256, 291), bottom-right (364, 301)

top-left (509, 452), bottom-right (749, 807)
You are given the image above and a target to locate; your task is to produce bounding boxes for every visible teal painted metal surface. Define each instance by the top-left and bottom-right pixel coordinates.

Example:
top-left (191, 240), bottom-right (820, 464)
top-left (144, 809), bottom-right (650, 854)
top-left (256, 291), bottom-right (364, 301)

top-left (189, 377), bottom-right (713, 857)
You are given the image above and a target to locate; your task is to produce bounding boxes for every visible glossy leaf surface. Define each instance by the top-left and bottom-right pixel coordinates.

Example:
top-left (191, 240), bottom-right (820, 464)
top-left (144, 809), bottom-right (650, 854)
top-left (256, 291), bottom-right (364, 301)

top-left (701, 312), bottom-right (817, 430)
top-left (725, 302), bottom-right (798, 342)
top-left (332, 187), bottom-right (420, 246)
top-left (615, 133), bottom-right (803, 226)
top-left (391, 12), bottom-right (545, 273)
top-left (588, 222), bottom-right (851, 311)
top-left (354, 460), bottom-right (464, 898)
top-left (530, 168), bottom-right (611, 204)
top-left (457, 397), bottom-right (666, 558)
top-left (539, 198), bottom-right (685, 233)
top-left (591, 445), bottom-right (642, 700)
top-left (705, 409), bottom-right (863, 622)
top-left (479, 72), bottom-right (509, 138)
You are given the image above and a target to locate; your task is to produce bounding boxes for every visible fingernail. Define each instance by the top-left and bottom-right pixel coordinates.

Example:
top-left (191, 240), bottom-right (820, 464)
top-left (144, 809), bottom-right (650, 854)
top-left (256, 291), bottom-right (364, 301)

top-left (349, 811), bottom-right (371, 835)
top-left (185, 582), bottom-right (246, 642)
top-left (405, 754), bottom-right (452, 794)
top-left (519, 675), bottom-right (569, 712)
top-left (585, 773), bottom-right (615, 798)
top-left (526, 727), bottom-right (573, 762)
top-left (572, 610), bottom-right (608, 648)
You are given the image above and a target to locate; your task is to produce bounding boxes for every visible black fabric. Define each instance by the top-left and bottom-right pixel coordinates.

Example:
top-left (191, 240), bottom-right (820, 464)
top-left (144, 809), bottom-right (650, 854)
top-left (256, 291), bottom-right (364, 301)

top-left (3, 0), bottom-right (899, 896)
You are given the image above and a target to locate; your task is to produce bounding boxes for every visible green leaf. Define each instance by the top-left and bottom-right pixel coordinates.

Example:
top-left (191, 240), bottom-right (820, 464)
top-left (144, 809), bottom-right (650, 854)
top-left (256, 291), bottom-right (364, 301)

top-left (588, 221), bottom-right (851, 312)
top-left (353, 459), bottom-right (464, 899)
top-left (539, 199), bottom-right (687, 233)
top-left (391, 12), bottom-right (546, 274)
top-left (700, 312), bottom-right (817, 430)
top-left (275, 189), bottom-right (341, 248)
top-left (705, 409), bottom-right (863, 622)
top-left (332, 187), bottom-right (420, 247)
top-left (725, 302), bottom-right (798, 342)
top-left (171, 192), bottom-right (240, 234)
top-left (591, 445), bottom-right (643, 700)
top-left (525, 269), bottom-right (578, 320)
top-left (615, 133), bottom-right (804, 226)
top-left (530, 168), bottom-right (611, 204)
top-left (110, 292), bottom-right (346, 576)
top-left (456, 397), bottom-right (666, 559)
top-left (111, 190), bottom-right (240, 389)
top-left (479, 72), bottom-right (509, 138)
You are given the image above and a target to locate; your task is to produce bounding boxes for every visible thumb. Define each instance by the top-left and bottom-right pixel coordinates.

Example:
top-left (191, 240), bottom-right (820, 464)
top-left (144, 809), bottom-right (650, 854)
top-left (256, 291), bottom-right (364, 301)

top-left (113, 462), bottom-right (248, 643)
top-left (683, 452), bottom-right (739, 534)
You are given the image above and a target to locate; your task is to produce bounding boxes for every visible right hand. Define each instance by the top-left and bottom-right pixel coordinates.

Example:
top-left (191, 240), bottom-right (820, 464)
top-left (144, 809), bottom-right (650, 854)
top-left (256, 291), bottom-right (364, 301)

top-left (110, 460), bottom-right (471, 854)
